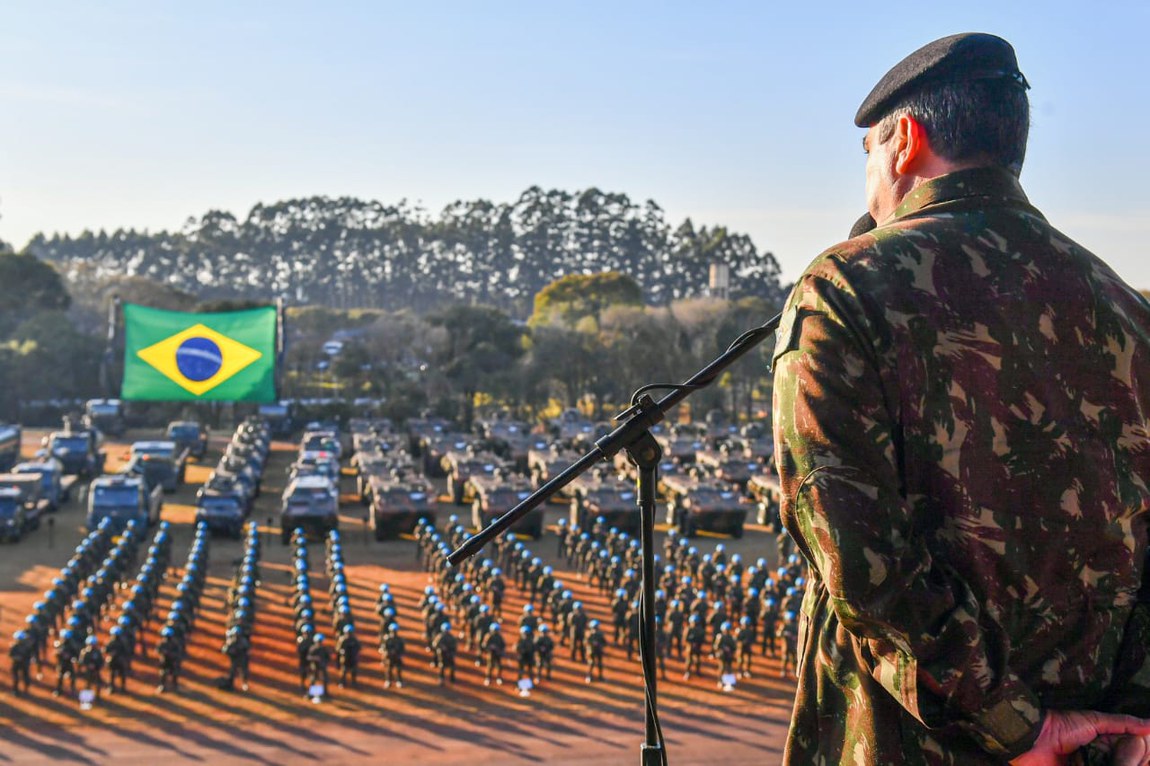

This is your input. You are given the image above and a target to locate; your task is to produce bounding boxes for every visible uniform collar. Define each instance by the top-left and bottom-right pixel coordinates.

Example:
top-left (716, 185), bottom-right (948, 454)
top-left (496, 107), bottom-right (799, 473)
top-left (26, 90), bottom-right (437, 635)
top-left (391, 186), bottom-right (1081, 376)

top-left (890, 166), bottom-right (1037, 222)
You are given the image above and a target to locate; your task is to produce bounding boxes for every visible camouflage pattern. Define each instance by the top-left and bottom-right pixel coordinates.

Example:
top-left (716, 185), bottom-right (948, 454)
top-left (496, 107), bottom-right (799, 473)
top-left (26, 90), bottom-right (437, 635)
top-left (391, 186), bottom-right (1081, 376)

top-left (771, 167), bottom-right (1150, 764)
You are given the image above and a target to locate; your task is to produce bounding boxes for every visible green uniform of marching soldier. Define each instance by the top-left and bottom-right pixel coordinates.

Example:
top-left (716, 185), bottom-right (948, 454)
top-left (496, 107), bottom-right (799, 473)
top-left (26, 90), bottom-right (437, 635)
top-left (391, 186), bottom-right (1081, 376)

top-left (773, 32), bottom-right (1150, 766)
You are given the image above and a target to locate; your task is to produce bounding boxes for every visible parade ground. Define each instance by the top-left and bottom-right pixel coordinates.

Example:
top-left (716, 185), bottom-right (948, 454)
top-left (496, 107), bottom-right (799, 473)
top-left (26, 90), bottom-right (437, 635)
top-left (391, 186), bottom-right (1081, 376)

top-left (0, 430), bottom-right (795, 765)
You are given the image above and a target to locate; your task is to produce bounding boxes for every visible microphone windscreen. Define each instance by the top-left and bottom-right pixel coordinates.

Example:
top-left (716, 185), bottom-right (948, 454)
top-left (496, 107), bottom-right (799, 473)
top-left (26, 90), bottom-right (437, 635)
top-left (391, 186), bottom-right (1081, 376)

top-left (849, 213), bottom-right (876, 238)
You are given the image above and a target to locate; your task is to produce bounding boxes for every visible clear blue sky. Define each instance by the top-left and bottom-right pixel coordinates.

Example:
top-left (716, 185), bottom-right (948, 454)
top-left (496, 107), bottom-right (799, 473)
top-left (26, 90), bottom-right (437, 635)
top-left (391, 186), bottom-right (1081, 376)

top-left (2, 1), bottom-right (1148, 288)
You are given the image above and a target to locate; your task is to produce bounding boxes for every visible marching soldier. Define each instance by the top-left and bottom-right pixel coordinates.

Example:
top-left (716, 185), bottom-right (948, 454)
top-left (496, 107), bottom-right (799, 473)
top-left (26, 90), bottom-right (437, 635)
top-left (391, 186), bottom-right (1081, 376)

top-left (534, 624), bottom-right (554, 683)
top-left (515, 626), bottom-right (536, 684)
top-left (336, 624), bottom-right (361, 689)
top-left (222, 626), bottom-right (251, 692)
top-left (735, 616), bottom-right (756, 679)
top-left (430, 622), bottom-right (458, 686)
top-left (683, 614), bottom-right (705, 681)
top-left (105, 626), bottom-right (132, 694)
top-left (77, 636), bottom-right (105, 701)
top-left (306, 633), bottom-right (332, 695)
top-left (10, 631), bottom-right (34, 696)
top-left (568, 601), bottom-right (588, 662)
top-left (295, 623), bottom-right (315, 691)
top-left (584, 619), bottom-right (606, 684)
top-left (480, 622), bottom-right (506, 687)
top-left (777, 611), bottom-right (798, 680)
top-left (711, 621), bottom-right (736, 689)
top-left (380, 623), bottom-right (405, 689)
top-left (156, 626), bottom-right (182, 693)
top-left (53, 628), bottom-right (79, 697)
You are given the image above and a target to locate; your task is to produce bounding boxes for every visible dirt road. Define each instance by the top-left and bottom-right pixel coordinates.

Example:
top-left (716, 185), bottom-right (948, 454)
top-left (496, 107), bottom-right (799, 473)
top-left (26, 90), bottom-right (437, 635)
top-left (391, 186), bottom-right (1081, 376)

top-left (0, 429), bottom-right (796, 765)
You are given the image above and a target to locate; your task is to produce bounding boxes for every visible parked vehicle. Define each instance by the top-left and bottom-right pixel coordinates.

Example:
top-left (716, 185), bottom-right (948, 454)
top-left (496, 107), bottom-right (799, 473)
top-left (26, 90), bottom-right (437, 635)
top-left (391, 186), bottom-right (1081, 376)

top-left (45, 429), bottom-right (105, 478)
top-left (0, 488), bottom-right (31, 542)
top-left (747, 470), bottom-right (783, 529)
top-left (469, 472), bottom-right (542, 538)
top-left (11, 459), bottom-right (68, 510)
top-left (258, 402), bottom-right (295, 439)
top-left (86, 474), bottom-right (162, 533)
top-left (662, 475), bottom-right (749, 538)
top-left (280, 475), bottom-right (339, 543)
top-left (83, 398), bottom-right (126, 437)
top-left (0, 474), bottom-right (48, 539)
top-left (125, 441), bottom-right (188, 493)
top-left (195, 488), bottom-right (248, 538)
top-left (368, 476), bottom-right (437, 540)
top-left (569, 474), bottom-right (640, 534)
top-left (166, 420), bottom-right (209, 460)
top-left (0, 424), bottom-right (21, 473)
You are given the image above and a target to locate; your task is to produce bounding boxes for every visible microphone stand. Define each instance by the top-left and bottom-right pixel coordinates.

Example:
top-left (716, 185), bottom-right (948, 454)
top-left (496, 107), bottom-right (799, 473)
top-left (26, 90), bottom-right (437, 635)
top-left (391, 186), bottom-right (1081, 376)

top-left (448, 311), bottom-right (783, 766)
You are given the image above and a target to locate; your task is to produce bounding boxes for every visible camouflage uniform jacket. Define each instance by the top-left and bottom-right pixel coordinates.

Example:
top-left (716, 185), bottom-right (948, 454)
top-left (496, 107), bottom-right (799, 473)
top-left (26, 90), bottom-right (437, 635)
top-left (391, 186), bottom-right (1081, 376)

top-left (772, 167), bottom-right (1150, 765)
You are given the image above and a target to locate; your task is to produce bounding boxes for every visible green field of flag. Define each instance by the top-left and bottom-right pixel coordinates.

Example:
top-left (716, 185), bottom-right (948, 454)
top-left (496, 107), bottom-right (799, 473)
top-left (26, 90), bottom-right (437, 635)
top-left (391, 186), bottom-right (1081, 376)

top-left (121, 303), bottom-right (277, 402)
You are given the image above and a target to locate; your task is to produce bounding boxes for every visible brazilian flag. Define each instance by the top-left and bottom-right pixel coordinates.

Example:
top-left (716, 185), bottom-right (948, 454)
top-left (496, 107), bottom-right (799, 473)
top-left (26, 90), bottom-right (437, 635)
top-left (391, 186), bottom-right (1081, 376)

top-left (121, 304), bottom-right (277, 402)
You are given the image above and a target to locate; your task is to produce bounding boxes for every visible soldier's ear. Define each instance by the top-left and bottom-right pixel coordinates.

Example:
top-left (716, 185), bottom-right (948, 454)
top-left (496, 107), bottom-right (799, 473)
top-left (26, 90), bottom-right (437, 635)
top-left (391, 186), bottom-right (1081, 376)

top-left (894, 115), bottom-right (928, 175)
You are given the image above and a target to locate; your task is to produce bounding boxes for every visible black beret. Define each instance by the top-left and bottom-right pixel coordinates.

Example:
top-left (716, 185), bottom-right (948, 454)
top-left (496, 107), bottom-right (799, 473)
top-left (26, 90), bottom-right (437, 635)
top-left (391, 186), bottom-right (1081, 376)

top-left (855, 33), bottom-right (1029, 127)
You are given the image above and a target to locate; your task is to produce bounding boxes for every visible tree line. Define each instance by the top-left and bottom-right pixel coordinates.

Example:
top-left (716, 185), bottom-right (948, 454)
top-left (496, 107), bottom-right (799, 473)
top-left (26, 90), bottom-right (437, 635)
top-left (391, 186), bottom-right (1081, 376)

top-left (0, 247), bottom-right (777, 427)
top-left (25, 187), bottom-right (787, 316)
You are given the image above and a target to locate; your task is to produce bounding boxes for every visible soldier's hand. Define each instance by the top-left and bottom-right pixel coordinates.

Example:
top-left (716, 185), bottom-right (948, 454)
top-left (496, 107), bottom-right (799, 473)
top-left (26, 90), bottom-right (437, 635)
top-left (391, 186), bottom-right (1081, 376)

top-left (1010, 710), bottom-right (1150, 766)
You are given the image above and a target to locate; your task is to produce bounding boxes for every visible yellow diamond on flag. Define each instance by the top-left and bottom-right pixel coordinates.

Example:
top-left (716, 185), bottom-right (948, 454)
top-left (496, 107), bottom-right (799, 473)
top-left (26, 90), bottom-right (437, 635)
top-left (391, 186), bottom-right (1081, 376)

top-left (136, 323), bottom-right (264, 396)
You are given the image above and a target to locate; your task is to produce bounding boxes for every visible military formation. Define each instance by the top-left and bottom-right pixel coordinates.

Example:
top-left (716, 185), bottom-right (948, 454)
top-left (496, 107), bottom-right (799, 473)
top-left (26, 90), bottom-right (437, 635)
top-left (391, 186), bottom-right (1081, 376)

top-left (412, 513), bottom-right (806, 690)
top-left (156, 521), bottom-right (210, 693)
top-left (8, 518), bottom-right (176, 698)
top-left (8, 412), bottom-right (802, 707)
top-left (220, 521), bottom-right (261, 691)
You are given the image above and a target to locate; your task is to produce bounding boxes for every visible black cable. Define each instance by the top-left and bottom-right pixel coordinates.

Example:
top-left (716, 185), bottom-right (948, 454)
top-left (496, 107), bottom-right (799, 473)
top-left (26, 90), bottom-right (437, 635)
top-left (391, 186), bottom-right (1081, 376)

top-left (629, 324), bottom-right (775, 408)
top-left (630, 382), bottom-right (704, 405)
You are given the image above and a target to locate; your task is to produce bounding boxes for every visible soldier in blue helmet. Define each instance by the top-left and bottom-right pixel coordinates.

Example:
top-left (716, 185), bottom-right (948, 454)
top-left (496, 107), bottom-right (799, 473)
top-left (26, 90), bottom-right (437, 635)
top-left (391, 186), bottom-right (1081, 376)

top-left (480, 622), bottom-right (505, 687)
top-left (336, 624), bottom-right (360, 689)
top-left (9, 630), bottom-right (34, 696)
top-left (584, 619), bottom-right (606, 684)
top-left (380, 622), bottom-right (405, 689)
top-left (431, 622), bottom-right (457, 686)
top-left (77, 635), bottom-right (104, 700)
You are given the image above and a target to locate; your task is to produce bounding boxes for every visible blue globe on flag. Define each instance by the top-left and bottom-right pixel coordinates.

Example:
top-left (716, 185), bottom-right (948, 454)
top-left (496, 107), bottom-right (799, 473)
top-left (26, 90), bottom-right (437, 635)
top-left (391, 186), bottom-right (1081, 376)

top-left (176, 337), bottom-right (224, 382)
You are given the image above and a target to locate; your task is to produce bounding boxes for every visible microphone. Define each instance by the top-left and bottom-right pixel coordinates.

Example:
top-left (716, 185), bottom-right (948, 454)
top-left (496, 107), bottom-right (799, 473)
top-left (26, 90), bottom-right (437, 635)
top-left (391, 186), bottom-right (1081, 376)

top-left (849, 213), bottom-right (876, 238)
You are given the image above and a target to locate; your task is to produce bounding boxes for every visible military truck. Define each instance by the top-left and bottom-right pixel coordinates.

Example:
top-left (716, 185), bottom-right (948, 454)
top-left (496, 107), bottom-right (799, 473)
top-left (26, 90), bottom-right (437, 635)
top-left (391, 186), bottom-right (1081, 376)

top-left (12, 459), bottom-right (69, 511)
top-left (0, 424), bottom-right (21, 473)
top-left (747, 470), bottom-right (783, 529)
top-left (45, 429), bottom-right (105, 478)
top-left (166, 420), bottom-right (209, 460)
top-left (280, 474), bottom-right (339, 543)
top-left (405, 416), bottom-right (452, 458)
top-left (124, 441), bottom-right (188, 493)
top-left (368, 475), bottom-right (438, 540)
top-left (355, 452), bottom-right (416, 505)
top-left (87, 474), bottom-right (162, 533)
top-left (653, 424), bottom-right (706, 465)
top-left (695, 447), bottom-right (761, 489)
top-left (549, 408), bottom-right (596, 443)
top-left (198, 471), bottom-right (255, 515)
top-left (83, 398), bottom-right (126, 437)
top-left (195, 486), bottom-right (248, 538)
top-left (0, 474), bottom-right (48, 539)
top-left (469, 472), bottom-right (542, 538)
top-left (441, 445), bottom-right (505, 505)
top-left (258, 401), bottom-right (295, 439)
top-left (527, 444), bottom-right (584, 496)
top-left (420, 431), bottom-right (472, 478)
top-left (569, 473), bottom-right (640, 534)
top-left (478, 417), bottom-right (534, 471)
top-left (662, 474), bottom-right (749, 538)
